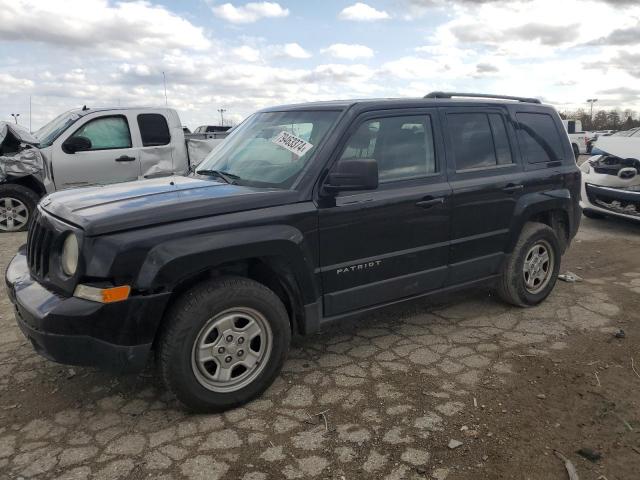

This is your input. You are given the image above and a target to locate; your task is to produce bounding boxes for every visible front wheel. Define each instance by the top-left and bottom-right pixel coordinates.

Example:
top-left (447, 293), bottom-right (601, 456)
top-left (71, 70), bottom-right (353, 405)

top-left (496, 222), bottom-right (561, 307)
top-left (0, 184), bottom-right (39, 232)
top-left (158, 276), bottom-right (291, 412)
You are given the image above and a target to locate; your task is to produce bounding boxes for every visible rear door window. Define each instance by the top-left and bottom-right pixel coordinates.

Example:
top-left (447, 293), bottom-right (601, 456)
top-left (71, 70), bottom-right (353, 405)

top-left (447, 112), bottom-right (513, 170)
top-left (516, 112), bottom-right (564, 163)
top-left (137, 113), bottom-right (171, 147)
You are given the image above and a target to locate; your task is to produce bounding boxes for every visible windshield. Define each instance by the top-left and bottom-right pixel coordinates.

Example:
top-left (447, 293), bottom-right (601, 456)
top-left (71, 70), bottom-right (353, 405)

top-left (196, 110), bottom-right (341, 188)
top-left (33, 110), bottom-right (82, 147)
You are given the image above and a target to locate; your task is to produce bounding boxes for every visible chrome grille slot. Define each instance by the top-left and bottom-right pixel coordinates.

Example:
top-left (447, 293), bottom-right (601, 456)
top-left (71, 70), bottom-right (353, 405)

top-left (26, 209), bottom-right (54, 280)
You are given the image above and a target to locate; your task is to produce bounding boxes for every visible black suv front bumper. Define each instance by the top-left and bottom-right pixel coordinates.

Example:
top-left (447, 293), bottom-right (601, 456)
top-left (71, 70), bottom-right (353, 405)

top-left (5, 248), bottom-right (171, 372)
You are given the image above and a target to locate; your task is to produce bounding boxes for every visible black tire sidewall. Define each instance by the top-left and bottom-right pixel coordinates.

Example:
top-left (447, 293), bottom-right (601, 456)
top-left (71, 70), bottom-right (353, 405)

top-left (162, 279), bottom-right (290, 412)
top-left (0, 184), bottom-right (39, 232)
top-left (511, 227), bottom-right (561, 306)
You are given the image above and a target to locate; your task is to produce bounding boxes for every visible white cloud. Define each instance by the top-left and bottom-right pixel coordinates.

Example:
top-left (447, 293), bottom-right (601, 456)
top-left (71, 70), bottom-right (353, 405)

top-left (212, 2), bottom-right (289, 24)
top-left (322, 43), bottom-right (374, 60)
top-left (280, 43), bottom-right (312, 59)
top-left (0, 0), bottom-right (210, 58)
top-left (2, 0), bottom-right (640, 131)
top-left (232, 45), bottom-right (261, 62)
top-left (338, 3), bottom-right (390, 21)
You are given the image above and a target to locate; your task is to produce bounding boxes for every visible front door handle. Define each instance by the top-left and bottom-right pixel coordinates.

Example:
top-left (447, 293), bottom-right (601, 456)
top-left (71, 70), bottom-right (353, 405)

top-left (415, 197), bottom-right (444, 209)
top-left (502, 183), bottom-right (523, 193)
top-left (115, 155), bottom-right (136, 162)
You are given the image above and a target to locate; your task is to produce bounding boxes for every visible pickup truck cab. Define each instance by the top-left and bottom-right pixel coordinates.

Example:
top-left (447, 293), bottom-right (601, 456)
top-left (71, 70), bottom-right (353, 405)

top-left (0, 107), bottom-right (218, 232)
top-left (562, 119), bottom-right (593, 157)
top-left (6, 93), bottom-right (581, 411)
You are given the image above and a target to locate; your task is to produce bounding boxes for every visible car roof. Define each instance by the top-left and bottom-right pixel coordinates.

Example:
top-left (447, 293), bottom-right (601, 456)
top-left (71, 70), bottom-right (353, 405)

top-left (259, 96), bottom-right (550, 113)
top-left (67, 106), bottom-right (175, 118)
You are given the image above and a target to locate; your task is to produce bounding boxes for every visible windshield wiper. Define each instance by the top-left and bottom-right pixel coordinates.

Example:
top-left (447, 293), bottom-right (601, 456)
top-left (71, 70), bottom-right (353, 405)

top-left (195, 169), bottom-right (241, 184)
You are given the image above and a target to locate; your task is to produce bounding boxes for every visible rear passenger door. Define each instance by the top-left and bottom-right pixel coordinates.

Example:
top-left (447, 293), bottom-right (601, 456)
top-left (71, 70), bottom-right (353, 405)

top-left (318, 109), bottom-right (452, 316)
top-left (442, 107), bottom-right (525, 284)
top-left (136, 113), bottom-right (175, 178)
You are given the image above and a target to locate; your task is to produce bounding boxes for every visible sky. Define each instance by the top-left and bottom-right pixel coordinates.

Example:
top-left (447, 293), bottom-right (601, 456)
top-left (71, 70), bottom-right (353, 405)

top-left (0, 0), bottom-right (639, 131)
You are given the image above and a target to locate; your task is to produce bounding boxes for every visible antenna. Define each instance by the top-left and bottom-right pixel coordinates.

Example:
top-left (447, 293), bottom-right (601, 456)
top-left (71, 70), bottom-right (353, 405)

top-left (162, 71), bottom-right (168, 106)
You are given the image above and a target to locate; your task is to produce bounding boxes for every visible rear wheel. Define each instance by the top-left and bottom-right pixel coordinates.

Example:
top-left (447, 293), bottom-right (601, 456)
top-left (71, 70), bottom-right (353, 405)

top-left (159, 276), bottom-right (291, 412)
top-left (496, 222), bottom-right (561, 307)
top-left (0, 184), bottom-right (39, 232)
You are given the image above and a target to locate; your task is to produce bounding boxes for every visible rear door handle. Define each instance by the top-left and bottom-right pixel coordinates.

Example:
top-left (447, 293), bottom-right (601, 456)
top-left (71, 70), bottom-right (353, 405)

top-left (415, 197), bottom-right (444, 209)
top-left (502, 183), bottom-right (523, 193)
top-left (115, 155), bottom-right (136, 162)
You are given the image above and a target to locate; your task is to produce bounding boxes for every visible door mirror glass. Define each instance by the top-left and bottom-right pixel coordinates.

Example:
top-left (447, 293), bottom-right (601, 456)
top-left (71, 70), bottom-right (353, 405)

top-left (62, 135), bottom-right (92, 154)
top-left (326, 158), bottom-right (378, 192)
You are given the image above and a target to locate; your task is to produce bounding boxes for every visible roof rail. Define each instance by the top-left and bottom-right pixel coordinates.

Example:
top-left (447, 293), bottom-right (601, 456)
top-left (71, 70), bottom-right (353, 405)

top-left (424, 92), bottom-right (541, 104)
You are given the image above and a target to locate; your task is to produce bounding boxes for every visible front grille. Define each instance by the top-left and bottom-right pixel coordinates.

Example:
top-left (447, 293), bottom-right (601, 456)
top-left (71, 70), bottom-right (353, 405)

top-left (26, 209), bottom-right (55, 280)
top-left (586, 184), bottom-right (640, 218)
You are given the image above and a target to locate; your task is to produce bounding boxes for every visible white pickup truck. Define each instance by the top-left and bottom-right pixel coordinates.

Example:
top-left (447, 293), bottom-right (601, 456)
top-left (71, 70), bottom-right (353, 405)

top-left (562, 119), bottom-right (593, 158)
top-left (0, 107), bottom-right (223, 231)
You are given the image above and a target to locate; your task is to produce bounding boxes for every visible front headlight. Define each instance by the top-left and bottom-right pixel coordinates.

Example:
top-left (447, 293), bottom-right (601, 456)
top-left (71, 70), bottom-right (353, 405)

top-left (579, 161), bottom-right (590, 174)
top-left (61, 233), bottom-right (79, 276)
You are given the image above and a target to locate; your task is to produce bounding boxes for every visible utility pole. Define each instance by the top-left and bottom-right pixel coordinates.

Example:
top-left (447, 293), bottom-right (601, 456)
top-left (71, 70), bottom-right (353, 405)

top-left (29, 96), bottom-right (32, 132)
top-left (586, 98), bottom-right (598, 125)
top-left (10, 113), bottom-right (19, 124)
top-left (217, 108), bottom-right (226, 126)
top-left (162, 71), bottom-right (168, 106)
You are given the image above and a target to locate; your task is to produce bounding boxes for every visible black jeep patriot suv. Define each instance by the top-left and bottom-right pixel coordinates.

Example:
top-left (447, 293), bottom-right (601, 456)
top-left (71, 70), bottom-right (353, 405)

top-left (6, 92), bottom-right (581, 411)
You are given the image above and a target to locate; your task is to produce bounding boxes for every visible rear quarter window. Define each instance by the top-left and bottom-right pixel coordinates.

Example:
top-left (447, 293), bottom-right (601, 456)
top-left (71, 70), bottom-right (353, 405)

top-left (516, 112), bottom-right (564, 163)
top-left (138, 113), bottom-right (171, 147)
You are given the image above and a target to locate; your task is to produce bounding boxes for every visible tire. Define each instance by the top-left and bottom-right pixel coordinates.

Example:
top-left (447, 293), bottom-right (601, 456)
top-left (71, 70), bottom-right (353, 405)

top-left (158, 276), bottom-right (291, 412)
top-left (583, 209), bottom-right (605, 220)
top-left (572, 144), bottom-right (580, 160)
top-left (0, 183), bottom-right (39, 232)
top-left (496, 222), bottom-right (561, 307)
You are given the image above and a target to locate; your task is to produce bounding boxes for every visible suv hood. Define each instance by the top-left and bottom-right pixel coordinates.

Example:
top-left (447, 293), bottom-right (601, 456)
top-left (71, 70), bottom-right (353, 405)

top-left (42, 176), bottom-right (298, 236)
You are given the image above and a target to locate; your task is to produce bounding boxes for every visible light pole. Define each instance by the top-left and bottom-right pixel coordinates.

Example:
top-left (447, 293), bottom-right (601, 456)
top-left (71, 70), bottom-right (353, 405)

top-left (217, 108), bottom-right (226, 126)
top-left (586, 98), bottom-right (598, 125)
top-left (10, 113), bottom-right (19, 124)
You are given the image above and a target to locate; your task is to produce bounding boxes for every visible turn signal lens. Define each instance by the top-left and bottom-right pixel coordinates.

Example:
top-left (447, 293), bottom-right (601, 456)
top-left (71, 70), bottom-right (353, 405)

top-left (74, 284), bottom-right (131, 303)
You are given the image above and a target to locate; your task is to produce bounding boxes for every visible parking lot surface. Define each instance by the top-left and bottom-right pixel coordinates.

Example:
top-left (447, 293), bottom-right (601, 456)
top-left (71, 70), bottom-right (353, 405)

top-left (1, 214), bottom-right (639, 480)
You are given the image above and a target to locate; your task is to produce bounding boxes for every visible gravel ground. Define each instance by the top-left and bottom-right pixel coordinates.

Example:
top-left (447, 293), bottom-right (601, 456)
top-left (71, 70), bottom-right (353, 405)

top-left (0, 211), bottom-right (639, 480)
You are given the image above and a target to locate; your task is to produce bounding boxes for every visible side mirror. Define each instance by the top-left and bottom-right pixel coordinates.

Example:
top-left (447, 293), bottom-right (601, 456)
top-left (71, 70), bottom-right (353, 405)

top-left (325, 158), bottom-right (378, 193)
top-left (63, 136), bottom-right (92, 154)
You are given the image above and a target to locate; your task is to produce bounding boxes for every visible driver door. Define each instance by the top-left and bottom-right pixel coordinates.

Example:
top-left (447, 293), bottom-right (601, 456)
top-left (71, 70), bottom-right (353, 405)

top-left (318, 109), bottom-right (452, 316)
top-left (52, 114), bottom-right (141, 190)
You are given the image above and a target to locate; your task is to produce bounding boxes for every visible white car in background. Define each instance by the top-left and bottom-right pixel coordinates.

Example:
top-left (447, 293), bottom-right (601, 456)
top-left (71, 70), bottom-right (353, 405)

top-left (0, 107), bottom-right (224, 232)
top-left (580, 133), bottom-right (640, 222)
top-left (562, 119), bottom-right (593, 158)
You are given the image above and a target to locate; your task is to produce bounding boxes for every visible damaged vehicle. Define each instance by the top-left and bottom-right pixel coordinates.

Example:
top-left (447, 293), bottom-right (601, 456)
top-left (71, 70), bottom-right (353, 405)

top-left (580, 134), bottom-right (640, 221)
top-left (0, 107), bottom-right (223, 232)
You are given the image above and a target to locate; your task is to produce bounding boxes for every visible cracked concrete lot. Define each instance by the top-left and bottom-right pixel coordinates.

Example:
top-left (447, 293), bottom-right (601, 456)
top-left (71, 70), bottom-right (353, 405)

top-left (1, 215), bottom-right (639, 480)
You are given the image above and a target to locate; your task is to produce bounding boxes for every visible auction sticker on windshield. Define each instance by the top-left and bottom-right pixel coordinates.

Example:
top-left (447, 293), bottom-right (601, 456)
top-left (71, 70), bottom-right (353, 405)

top-left (271, 131), bottom-right (314, 157)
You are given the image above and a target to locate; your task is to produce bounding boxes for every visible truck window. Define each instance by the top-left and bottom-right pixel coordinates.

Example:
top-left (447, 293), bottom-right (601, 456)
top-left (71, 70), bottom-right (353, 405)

top-left (138, 114), bottom-right (171, 147)
top-left (70, 116), bottom-right (132, 151)
top-left (447, 112), bottom-right (512, 170)
top-left (340, 115), bottom-right (436, 183)
top-left (516, 112), bottom-right (564, 163)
